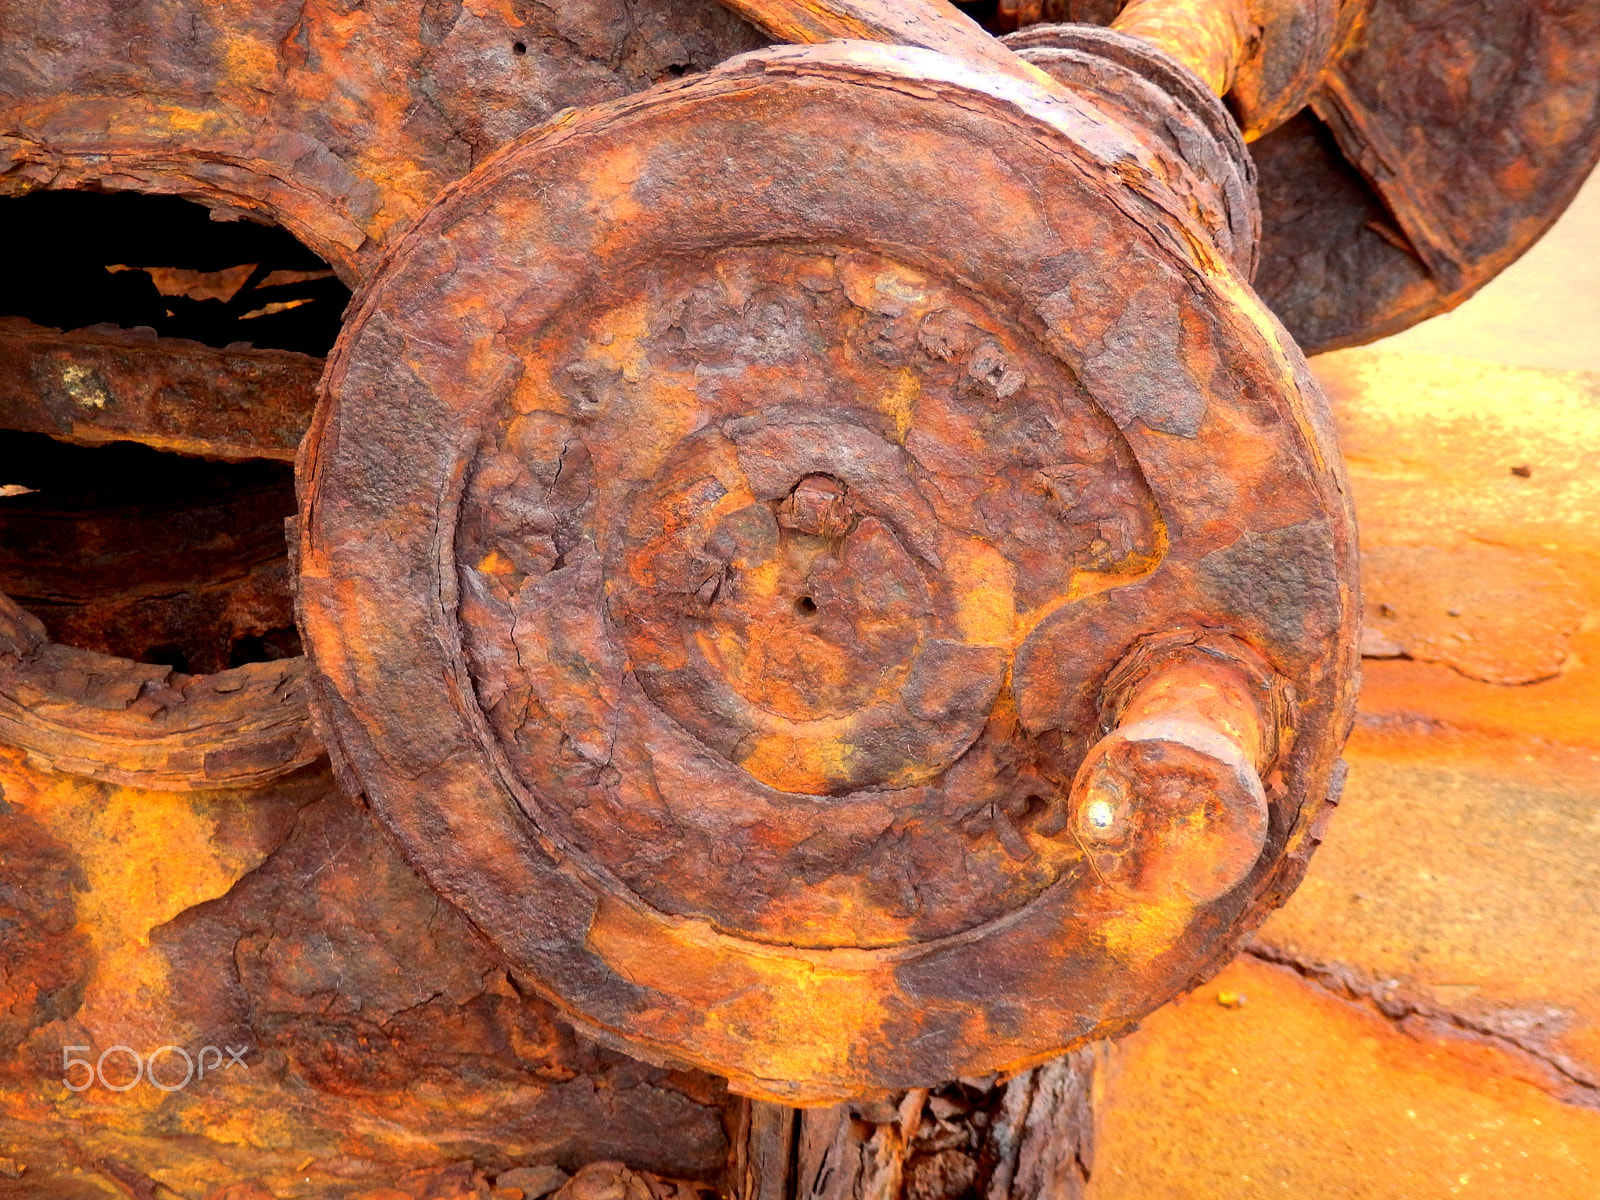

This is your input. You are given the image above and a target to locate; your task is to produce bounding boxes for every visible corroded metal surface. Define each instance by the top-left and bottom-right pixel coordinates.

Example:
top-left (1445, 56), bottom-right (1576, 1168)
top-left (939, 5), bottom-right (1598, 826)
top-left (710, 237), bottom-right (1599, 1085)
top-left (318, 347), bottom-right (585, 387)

top-left (1107, 0), bottom-right (1253, 97)
top-left (0, 0), bottom-right (766, 280)
top-left (0, 0), bottom-right (772, 816)
top-left (0, 753), bottom-right (744, 1194)
top-left (0, 439), bottom-right (298, 673)
top-left (0, 592), bottom-right (317, 790)
top-left (0, 0), bottom-right (1594, 1187)
top-left (0, 738), bottom-right (1088, 1194)
top-left (1256, 0), bottom-right (1600, 351)
top-left (0, 432), bottom-right (315, 792)
top-left (0, 318), bottom-right (318, 462)
top-left (997, 23), bottom-right (1258, 276)
top-left (797, 0), bottom-right (1600, 354)
top-left (299, 39), bottom-right (1358, 1101)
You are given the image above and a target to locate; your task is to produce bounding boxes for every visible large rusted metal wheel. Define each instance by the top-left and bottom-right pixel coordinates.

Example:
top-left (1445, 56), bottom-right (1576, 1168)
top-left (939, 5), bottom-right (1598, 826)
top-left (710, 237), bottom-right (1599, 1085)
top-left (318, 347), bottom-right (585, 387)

top-left (300, 41), bottom-right (1358, 1102)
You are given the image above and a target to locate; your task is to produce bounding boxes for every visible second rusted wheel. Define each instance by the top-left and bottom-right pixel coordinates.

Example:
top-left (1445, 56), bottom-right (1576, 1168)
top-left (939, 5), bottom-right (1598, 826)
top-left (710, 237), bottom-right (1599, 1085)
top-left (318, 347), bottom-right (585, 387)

top-left (301, 42), bottom-right (1357, 1101)
top-left (1003, 1), bottom-right (1600, 353)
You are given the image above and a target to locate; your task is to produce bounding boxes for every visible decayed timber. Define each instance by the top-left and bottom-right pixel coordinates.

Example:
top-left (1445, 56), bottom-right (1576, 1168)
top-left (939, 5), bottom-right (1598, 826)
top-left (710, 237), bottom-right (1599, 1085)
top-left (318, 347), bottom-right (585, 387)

top-left (737, 1053), bottom-right (1098, 1200)
top-left (0, 591), bottom-right (319, 790)
top-left (300, 39), bottom-right (1358, 1100)
top-left (0, 317), bottom-right (319, 461)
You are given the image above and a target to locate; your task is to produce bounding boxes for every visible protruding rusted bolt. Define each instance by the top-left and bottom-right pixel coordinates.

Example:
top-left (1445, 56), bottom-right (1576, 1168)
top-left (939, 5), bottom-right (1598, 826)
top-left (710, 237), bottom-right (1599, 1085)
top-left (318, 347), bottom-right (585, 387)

top-left (1072, 646), bottom-right (1276, 903)
top-left (776, 474), bottom-right (852, 538)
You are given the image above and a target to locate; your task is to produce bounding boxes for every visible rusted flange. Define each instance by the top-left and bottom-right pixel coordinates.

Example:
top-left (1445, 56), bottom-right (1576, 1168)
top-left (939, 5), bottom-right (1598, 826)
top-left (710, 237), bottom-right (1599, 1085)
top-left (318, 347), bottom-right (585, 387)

top-left (998, 23), bottom-right (1258, 278)
top-left (301, 41), bottom-right (1357, 1101)
top-left (0, 592), bottom-right (319, 791)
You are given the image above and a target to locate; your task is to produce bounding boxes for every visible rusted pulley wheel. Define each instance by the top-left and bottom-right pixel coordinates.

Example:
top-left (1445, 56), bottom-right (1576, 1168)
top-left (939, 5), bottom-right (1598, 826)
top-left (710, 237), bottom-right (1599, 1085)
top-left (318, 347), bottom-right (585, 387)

top-left (300, 41), bottom-right (1358, 1101)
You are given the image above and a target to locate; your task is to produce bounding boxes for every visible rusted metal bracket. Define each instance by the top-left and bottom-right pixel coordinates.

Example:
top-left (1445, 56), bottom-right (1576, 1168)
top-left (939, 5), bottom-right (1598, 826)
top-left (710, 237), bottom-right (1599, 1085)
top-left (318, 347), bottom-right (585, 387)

top-left (0, 318), bottom-right (318, 462)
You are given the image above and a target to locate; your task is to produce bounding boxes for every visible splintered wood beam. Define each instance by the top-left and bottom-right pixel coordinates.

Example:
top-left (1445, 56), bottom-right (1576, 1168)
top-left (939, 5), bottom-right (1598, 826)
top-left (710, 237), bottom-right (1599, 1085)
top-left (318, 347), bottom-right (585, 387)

top-left (0, 317), bottom-right (320, 462)
top-left (733, 1054), bottom-right (1099, 1200)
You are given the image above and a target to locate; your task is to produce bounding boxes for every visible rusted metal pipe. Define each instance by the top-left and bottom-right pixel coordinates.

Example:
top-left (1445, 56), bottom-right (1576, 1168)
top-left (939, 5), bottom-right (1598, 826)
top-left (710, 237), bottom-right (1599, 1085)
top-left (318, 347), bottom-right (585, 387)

top-left (0, 318), bottom-right (318, 461)
top-left (1110, 0), bottom-right (1255, 96)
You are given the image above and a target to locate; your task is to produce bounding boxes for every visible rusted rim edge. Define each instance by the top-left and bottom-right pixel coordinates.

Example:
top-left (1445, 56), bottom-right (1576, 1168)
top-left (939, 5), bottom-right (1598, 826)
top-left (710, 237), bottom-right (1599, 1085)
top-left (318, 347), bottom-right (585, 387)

top-left (299, 42), bottom-right (1358, 1097)
top-left (0, 590), bottom-right (322, 791)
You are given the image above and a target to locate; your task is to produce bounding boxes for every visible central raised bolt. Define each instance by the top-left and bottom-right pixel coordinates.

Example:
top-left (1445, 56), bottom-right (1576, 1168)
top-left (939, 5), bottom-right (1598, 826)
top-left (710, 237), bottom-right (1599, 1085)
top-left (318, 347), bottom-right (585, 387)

top-left (776, 474), bottom-right (852, 538)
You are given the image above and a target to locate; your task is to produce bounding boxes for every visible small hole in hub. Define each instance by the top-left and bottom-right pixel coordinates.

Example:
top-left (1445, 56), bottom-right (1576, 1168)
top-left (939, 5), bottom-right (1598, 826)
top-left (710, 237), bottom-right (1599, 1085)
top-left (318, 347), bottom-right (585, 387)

top-left (512, 41), bottom-right (527, 55)
top-left (795, 596), bottom-right (818, 615)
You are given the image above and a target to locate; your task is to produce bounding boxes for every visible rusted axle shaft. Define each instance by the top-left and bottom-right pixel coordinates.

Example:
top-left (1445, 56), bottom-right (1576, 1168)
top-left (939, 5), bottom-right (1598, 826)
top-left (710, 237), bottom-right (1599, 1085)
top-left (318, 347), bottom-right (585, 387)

top-left (1071, 640), bottom-right (1277, 903)
top-left (1110, 0), bottom-right (1254, 96)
